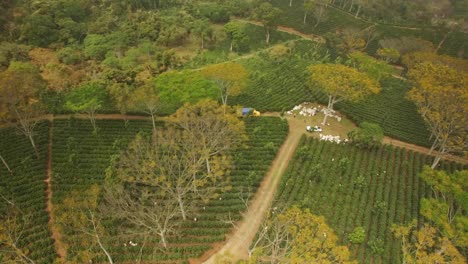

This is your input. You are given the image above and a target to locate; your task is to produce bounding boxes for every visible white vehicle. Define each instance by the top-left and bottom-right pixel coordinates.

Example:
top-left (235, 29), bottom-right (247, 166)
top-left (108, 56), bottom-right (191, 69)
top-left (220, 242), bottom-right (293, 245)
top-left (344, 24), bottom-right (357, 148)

top-left (306, 125), bottom-right (322, 132)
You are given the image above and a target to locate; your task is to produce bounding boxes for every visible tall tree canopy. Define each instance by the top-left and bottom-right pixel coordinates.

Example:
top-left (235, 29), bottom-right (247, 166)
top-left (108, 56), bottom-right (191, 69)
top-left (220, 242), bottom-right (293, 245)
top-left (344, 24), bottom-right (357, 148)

top-left (307, 63), bottom-right (381, 125)
top-left (348, 51), bottom-right (394, 82)
top-left (250, 206), bottom-right (358, 263)
top-left (407, 62), bottom-right (467, 168)
top-left (392, 220), bottom-right (465, 264)
top-left (201, 62), bottom-right (248, 112)
top-left (0, 62), bottom-right (46, 155)
top-left (169, 99), bottom-right (247, 178)
top-left (419, 167), bottom-right (468, 248)
top-left (252, 2), bottom-right (282, 44)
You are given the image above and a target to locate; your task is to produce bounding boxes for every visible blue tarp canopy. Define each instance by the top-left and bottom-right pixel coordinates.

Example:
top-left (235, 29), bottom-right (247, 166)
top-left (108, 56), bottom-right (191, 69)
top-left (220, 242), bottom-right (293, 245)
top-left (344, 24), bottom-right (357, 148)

top-left (242, 108), bottom-right (253, 115)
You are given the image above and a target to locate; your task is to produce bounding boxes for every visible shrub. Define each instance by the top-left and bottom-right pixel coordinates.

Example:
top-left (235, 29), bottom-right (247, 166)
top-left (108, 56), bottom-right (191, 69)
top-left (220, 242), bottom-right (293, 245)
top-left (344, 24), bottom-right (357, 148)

top-left (347, 122), bottom-right (384, 148)
top-left (349, 226), bottom-right (366, 244)
top-left (368, 238), bottom-right (385, 255)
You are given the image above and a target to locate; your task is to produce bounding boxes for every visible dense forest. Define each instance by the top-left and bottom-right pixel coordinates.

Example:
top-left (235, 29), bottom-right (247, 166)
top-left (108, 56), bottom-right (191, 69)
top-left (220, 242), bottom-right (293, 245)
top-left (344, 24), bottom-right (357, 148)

top-left (0, 0), bottom-right (467, 116)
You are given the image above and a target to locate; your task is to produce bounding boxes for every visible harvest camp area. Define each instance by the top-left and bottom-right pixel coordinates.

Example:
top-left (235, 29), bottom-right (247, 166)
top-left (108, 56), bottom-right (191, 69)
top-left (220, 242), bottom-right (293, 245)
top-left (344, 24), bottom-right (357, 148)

top-left (0, 1), bottom-right (467, 263)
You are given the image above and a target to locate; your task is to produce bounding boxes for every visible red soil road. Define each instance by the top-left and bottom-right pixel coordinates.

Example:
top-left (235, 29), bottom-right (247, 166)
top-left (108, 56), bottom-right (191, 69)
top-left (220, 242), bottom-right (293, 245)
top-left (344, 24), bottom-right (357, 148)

top-left (45, 122), bottom-right (67, 261)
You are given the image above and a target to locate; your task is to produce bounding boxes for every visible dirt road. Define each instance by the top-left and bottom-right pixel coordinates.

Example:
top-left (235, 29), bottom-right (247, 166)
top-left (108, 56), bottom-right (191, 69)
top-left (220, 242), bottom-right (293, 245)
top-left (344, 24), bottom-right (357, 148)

top-left (200, 118), bottom-right (303, 263)
top-left (44, 122), bottom-right (66, 261)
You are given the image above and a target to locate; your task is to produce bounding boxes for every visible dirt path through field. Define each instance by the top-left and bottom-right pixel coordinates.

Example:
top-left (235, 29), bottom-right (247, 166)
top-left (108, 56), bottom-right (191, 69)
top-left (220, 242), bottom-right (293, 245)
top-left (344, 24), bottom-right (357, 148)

top-left (45, 121), bottom-right (67, 261)
top-left (198, 117), bottom-right (303, 263)
top-left (235, 18), bottom-right (325, 43)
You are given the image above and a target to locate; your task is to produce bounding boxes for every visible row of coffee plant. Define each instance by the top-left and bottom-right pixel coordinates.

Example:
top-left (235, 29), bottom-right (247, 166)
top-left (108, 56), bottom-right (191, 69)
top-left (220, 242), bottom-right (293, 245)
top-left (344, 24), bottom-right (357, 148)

top-left (51, 117), bottom-right (288, 262)
top-left (0, 122), bottom-right (57, 263)
top-left (274, 137), bottom-right (465, 264)
top-left (231, 39), bottom-right (431, 146)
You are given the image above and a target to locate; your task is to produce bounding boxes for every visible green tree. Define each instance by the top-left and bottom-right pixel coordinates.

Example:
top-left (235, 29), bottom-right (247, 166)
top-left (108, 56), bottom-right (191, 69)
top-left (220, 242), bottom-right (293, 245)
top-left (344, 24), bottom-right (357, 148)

top-left (307, 63), bottom-right (381, 125)
top-left (347, 122), bottom-right (384, 148)
top-left (192, 19), bottom-right (213, 49)
top-left (65, 83), bottom-right (107, 133)
top-left (376, 48), bottom-right (400, 63)
top-left (419, 167), bottom-right (468, 248)
top-left (20, 14), bottom-right (59, 47)
top-left (348, 51), bottom-right (394, 82)
top-left (83, 34), bottom-right (113, 61)
top-left (201, 62), bottom-right (248, 113)
top-left (155, 70), bottom-right (218, 114)
top-left (224, 21), bottom-right (249, 52)
top-left (252, 2), bottom-right (282, 44)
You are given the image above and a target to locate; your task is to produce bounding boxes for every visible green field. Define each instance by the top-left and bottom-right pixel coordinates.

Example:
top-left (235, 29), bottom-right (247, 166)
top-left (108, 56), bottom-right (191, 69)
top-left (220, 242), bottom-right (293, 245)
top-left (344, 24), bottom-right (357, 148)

top-left (275, 137), bottom-right (466, 263)
top-left (0, 123), bottom-right (57, 263)
top-left (51, 117), bottom-right (288, 262)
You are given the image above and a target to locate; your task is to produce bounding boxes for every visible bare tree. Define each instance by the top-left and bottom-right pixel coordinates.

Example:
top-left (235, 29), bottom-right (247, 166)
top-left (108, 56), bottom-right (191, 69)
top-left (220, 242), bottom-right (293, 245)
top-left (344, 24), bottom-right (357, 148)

top-left (223, 197), bottom-right (292, 262)
top-left (115, 130), bottom-right (198, 220)
top-left (80, 210), bottom-right (114, 264)
top-left (13, 104), bottom-right (43, 157)
top-left (313, 3), bottom-right (329, 28)
top-left (170, 100), bottom-right (246, 176)
top-left (102, 185), bottom-right (181, 249)
top-left (130, 85), bottom-right (161, 131)
top-left (0, 199), bottom-right (36, 264)
top-left (55, 185), bottom-right (113, 263)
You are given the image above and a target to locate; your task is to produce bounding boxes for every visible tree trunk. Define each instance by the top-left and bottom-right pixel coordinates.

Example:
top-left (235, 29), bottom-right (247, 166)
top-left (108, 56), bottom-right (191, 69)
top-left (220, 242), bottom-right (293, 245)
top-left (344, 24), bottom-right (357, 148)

top-left (266, 28), bottom-right (270, 44)
top-left (431, 148), bottom-right (446, 169)
top-left (89, 112), bottom-right (97, 133)
top-left (150, 113), bottom-right (156, 131)
top-left (348, 0), bottom-right (354, 12)
top-left (28, 134), bottom-right (39, 158)
top-left (303, 13), bottom-right (307, 24)
top-left (230, 41), bottom-right (233, 52)
top-left (321, 112), bottom-right (329, 125)
top-left (159, 232), bottom-right (167, 248)
top-left (355, 5), bottom-right (361, 18)
top-left (314, 14), bottom-right (321, 28)
top-left (205, 157), bottom-right (211, 175)
top-left (322, 95), bottom-right (335, 125)
top-left (201, 35), bottom-right (204, 49)
top-left (0, 154), bottom-right (13, 174)
top-left (435, 32), bottom-right (450, 54)
top-left (431, 155), bottom-right (442, 169)
top-left (428, 139), bottom-right (438, 155)
top-left (177, 195), bottom-right (186, 220)
top-left (90, 212), bottom-right (113, 264)
top-left (289, 0), bottom-right (293, 7)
